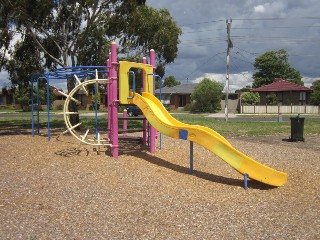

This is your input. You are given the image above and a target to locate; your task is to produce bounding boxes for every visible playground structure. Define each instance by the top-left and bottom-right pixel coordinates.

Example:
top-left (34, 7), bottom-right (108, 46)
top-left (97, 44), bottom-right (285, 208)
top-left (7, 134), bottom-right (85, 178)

top-left (30, 65), bottom-right (107, 140)
top-left (33, 42), bottom-right (288, 187)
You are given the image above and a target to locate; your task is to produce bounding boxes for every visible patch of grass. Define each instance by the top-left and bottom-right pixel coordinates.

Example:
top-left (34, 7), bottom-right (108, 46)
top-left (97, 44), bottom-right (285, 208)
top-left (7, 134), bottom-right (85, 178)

top-left (175, 115), bottom-right (320, 136)
top-left (0, 113), bottom-right (319, 137)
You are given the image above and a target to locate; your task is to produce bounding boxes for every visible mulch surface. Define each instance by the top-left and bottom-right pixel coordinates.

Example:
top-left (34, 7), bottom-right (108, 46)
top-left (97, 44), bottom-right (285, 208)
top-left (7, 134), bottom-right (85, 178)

top-left (0, 129), bottom-right (319, 239)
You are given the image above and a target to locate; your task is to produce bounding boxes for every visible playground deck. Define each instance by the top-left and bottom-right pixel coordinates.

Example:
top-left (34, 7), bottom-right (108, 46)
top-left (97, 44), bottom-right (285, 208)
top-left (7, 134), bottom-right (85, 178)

top-left (0, 131), bottom-right (319, 239)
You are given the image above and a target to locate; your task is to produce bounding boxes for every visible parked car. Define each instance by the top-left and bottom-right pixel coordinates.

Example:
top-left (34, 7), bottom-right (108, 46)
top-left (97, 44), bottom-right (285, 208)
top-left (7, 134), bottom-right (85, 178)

top-left (126, 105), bottom-right (143, 116)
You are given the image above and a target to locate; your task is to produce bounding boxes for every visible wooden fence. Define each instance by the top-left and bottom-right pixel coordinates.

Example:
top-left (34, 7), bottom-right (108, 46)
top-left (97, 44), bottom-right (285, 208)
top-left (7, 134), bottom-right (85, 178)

top-left (241, 105), bottom-right (320, 114)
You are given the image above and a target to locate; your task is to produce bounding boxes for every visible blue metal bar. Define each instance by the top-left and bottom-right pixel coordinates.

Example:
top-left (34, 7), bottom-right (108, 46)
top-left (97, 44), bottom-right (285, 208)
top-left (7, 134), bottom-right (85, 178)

top-left (31, 80), bottom-right (35, 137)
top-left (46, 75), bottom-right (51, 141)
top-left (36, 78), bottom-right (40, 134)
top-left (244, 173), bottom-right (249, 190)
top-left (94, 81), bottom-right (99, 139)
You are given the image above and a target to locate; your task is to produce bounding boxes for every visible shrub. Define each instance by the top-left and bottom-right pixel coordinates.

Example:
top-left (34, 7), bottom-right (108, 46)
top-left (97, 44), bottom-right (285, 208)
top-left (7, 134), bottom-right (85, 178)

top-left (241, 92), bottom-right (260, 105)
top-left (191, 78), bottom-right (223, 113)
top-left (183, 103), bottom-right (192, 111)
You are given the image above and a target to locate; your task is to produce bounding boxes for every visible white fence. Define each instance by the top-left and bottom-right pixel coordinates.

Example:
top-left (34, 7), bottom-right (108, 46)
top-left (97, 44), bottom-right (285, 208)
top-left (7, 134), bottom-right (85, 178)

top-left (241, 105), bottom-right (320, 114)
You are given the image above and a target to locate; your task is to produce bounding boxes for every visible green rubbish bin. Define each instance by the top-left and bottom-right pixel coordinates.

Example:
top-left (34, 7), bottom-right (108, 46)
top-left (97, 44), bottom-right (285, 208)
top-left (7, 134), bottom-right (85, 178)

top-left (290, 115), bottom-right (305, 141)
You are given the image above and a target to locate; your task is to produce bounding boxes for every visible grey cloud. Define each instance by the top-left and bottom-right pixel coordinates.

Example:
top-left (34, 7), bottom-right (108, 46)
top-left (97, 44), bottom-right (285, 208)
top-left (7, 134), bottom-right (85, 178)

top-left (148, 0), bottom-right (320, 91)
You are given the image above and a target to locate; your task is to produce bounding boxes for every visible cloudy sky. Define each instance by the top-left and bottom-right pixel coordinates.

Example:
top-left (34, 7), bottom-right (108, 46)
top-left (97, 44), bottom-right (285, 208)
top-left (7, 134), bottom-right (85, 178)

top-left (1, 0), bottom-right (319, 92)
top-left (147, 0), bottom-right (320, 92)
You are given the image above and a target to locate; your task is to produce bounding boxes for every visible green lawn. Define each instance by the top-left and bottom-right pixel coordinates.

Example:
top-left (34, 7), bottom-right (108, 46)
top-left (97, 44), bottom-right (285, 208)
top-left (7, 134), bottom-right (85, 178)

top-left (0, 113), bottom-right (319, 137)
top-left (174, 115), bottom-right (320, 136)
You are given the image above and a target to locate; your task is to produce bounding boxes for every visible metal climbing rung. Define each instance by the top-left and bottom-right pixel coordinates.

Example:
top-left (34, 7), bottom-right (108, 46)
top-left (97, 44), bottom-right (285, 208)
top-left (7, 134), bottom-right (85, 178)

top-left (57, 89), bottom-right (80, 104)
top-left (65, 112), bottom-right (79, 115)
top-left (81, 129), bottom-right (90, 141)
top-left (69, 122), bottom-right (82, 130)
top-left (69, 96), bottom-right (81, 104)
top-left (62, 122), bottom-right (82, 135)
top-left (74, 75), bottom-right (89, 96)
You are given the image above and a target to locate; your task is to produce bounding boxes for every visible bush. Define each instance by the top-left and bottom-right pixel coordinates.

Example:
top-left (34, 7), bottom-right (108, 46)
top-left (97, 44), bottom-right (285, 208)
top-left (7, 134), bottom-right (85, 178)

top-left (191, 78), bottom-right (223, 113)
top-left (266, 93), bottom-right (278, 105)
top-left (241, 92), bottom-right (260, 105)
top-left (183, 103), bottom-right (192, 111)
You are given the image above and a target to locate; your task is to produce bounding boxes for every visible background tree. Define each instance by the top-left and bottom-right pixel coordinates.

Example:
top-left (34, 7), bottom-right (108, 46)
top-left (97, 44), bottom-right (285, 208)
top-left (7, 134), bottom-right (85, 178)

top-left (191, 78), bottom-right (223, 113)
top-left (235, 85), bottom-right (252, 93)
top-left (310, 80), bottom-right (320, 105)
top-left (1, 0), bottom-right (181, 123)
top-left (241, 92), bottom-right (260, 105)
top-left (252, 49), bottom-right (303, 88)
top-left (163, 76), bottom-right (180, 88)
top-left (108, 5), bottom-right (181, 66)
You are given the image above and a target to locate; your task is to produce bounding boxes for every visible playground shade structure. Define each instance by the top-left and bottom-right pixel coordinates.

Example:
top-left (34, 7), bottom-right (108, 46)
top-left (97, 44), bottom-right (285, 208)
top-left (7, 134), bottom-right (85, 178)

top-left (130, 92), bottom-right (288, 187)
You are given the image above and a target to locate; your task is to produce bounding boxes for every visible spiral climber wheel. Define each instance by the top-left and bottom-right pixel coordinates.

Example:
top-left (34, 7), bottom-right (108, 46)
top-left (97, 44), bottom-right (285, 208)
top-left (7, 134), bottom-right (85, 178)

top-left (62, 74), bottom-right (110, 146)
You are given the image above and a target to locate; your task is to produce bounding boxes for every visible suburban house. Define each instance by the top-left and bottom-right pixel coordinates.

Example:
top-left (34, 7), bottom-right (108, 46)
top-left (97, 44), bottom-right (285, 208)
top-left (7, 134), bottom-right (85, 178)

top-left (154, 84), bottom-right (197, 109)
top-left (251, 78), bottom-right (312, 105)
top-left (76, 88), bottom-right (106, 110)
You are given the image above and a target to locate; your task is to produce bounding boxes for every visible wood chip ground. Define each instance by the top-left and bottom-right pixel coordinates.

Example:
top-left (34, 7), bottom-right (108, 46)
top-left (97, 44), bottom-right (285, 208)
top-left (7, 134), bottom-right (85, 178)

top-left (0, 129), bottom-right (319, 239)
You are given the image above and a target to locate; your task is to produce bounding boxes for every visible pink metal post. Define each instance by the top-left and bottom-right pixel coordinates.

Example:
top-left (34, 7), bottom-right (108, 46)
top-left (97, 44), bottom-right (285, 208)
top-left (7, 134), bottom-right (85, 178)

top-left (110, 42), bottom-right (119, 158)
top-left (107, 58), bottom-right (111, 137)
top-left (149, 49), bottom-right (156, 154)
top-left (123, 110), bottom-right (127, 136)
top-left (142, 57), bottom-right (147, 146)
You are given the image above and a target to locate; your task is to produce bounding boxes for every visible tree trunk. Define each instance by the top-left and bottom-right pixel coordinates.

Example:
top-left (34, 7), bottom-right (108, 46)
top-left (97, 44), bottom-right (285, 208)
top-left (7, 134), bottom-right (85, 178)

top-left (67, 77), bottom-right (80, 127)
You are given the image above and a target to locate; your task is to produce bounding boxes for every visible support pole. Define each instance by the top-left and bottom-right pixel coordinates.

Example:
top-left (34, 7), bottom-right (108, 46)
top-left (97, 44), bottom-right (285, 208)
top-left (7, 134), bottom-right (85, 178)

top-left (46, 75), bottom-right (51, 141)
top-left (142, 57), bottom-right (147, 146)
top-left (94, 81), bottom-right (99, 139)
top-left (110, 42), bottom-right (119, 158)
top-left (244, 173), bottom-right (248, 190)
top-left (149, 49), bottom-right (156, 154)
top-left (36, 78), bottom-right (40, 135)
top-left (190, 141), bottom-right (194, 174)
top-left (31, 79), bottom-right (35, 137)
top-left (123, 110), bottom-right (127, 136)
top-left (107, 56), bottom-right (111, 139)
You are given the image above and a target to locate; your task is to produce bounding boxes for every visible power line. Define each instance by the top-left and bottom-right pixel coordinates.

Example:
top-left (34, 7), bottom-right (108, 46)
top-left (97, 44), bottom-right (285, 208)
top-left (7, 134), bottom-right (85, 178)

top-left (180, 16), bottom-right (320, 27)
top-left (234, 46), bottom-right (259, 56)
top-left (182, 25), bottom-right (320, 35)
top-left (182, 51), bottom-right (226, 81)
top-left (181, 19), bottom-right (225, 27)
top-left (232, 17), bottom-right (320, 21)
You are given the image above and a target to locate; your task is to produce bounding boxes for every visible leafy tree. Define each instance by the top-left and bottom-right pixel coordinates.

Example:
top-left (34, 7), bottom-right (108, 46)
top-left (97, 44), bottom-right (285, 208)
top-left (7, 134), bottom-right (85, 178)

top-left (6, 35), bottom-right (44, 87)
top-left (13, 85), bottom-right (54, 111)
top-left (241, 92), bottom-right (260, 105)
top-left (191, 78), bottom-right (223, 113)
top-left (13, 87), bottom-right (30, 110)
top-left (109, 5), bottom-right (181, 65)
top-left (310, 80), bottom-right (320, 105)
top-left (1, 0), bottom-right (181, 125)
top-left (235, 85), bottom-right (252, 93)
top-left (253, 49), bottom-right (303, 88)
top-left (163, 76), bottom-right (180, 88)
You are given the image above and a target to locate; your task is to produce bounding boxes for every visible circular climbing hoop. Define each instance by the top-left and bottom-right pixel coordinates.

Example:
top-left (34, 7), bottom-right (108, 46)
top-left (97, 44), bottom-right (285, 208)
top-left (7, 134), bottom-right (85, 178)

top-left (63, 76), bottom-right (110, 146)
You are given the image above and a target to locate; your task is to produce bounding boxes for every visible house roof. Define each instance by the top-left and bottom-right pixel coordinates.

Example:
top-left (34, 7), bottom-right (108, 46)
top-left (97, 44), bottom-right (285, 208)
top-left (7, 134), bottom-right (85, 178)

top-left (154, 84), bottom-right (197, 94)
top-left (251, 78), bottom-right (312, 92)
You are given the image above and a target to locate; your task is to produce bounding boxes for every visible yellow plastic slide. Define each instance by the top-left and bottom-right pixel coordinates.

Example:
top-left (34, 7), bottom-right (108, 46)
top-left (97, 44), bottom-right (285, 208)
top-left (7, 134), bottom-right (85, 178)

top-left (130, 92), bottom-right (288, 187)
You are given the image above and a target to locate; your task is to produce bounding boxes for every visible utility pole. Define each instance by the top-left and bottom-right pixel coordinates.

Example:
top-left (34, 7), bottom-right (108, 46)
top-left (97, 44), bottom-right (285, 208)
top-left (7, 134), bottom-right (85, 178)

top-left (225, 19), bottom-right (233, 121)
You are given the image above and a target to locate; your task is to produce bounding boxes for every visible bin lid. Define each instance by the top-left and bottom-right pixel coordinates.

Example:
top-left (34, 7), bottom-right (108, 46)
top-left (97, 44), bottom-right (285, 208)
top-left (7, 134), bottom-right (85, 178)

top-left (290, 114), bottom-right (305, 119)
